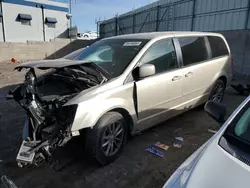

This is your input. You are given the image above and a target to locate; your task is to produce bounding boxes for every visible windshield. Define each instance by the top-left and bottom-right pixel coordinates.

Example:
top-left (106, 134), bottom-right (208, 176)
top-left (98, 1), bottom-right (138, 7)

top-left (70, 39), bottom-right (149, 77)
top-left (63, 48), bottom-right (87, 60)
top-left (227, 102), bottom-right (250, 143)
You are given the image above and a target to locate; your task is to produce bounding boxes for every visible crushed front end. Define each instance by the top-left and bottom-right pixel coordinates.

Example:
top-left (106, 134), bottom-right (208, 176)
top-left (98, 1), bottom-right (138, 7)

top-left (7, 63), bottom-right (106, 167)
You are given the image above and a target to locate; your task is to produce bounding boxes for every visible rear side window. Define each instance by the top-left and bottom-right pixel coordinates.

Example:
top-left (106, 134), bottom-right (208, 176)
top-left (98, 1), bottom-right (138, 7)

top-left (208, 36), bottom-right (229, 58)
top-left (178, 37), bottom-right (209, 66)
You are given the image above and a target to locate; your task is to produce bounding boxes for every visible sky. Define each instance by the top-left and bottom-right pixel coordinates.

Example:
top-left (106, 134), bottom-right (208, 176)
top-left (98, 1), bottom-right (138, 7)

top-left (68, 0), bottom-right (158, 32)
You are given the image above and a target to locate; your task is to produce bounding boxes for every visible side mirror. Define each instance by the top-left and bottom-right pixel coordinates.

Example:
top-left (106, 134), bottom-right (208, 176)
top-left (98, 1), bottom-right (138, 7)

top-left (139, 64), bottom-right (155, 79)
top-left (205, 100), bottom-right (227, 124)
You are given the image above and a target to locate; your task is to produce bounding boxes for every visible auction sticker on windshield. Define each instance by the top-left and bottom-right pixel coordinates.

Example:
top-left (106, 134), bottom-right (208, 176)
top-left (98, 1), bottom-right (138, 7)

top-left (123, 42), bottom-right (142, 46)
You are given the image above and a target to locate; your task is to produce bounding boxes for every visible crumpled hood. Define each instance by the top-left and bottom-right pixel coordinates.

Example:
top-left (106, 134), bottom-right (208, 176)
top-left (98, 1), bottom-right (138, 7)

top-left (15, 58), bottom-right (86, 69)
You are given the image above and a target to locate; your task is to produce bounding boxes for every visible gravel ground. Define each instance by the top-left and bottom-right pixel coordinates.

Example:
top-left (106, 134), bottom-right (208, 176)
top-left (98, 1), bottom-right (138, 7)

top-left (0, 62), bottom-right (247, 188)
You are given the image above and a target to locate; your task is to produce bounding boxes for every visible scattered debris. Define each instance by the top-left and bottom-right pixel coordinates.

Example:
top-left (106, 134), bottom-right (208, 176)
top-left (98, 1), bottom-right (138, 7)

top-left (11, 58), bottom-right (17, 63)
top-left (174, 128), bottom-right (182, 132)
top-left (175, 137), bottom-right (184, 142)
top-left (154, 142), bottom-right (169, 151)
top-left (207, 129), bottom-right (217, 134)
top-left (159, 171), bottom-right (166, 178)
top-left (173, 143), bottom-right (182, 148)
top-left (146, 146), bottom-right (164, 158)
top-left (152, 131), bottom-right (158, 137)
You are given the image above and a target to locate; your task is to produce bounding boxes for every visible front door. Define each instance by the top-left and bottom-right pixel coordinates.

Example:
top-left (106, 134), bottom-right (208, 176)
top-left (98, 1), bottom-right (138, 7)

top-left (135, 38), bottom-right (183, 130)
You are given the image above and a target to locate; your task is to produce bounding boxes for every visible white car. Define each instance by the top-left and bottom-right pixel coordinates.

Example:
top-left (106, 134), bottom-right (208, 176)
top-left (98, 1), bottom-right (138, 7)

top-left (82, 31), bottom-right (98, 39)
top-left (163, 97), bottom-right (250, 188)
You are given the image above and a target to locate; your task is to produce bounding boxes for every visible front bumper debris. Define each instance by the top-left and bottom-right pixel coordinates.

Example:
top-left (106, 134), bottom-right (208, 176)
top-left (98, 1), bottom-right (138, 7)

top-left (16, 140), bottom-right (51, 167)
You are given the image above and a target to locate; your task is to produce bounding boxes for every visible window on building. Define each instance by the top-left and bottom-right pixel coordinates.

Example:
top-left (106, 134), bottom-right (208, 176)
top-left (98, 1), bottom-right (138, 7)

top-left (21, 20), bottom-right (31, 26)
top-left (45, 17), bottom-right (57, 28)
top-left (47, 23), bottom-right (55, 28)
top-left (178, 37), bottom-right (209, 66)
top-left (208, 36), bottom-right (229, 58)
top-left (17, 14), bottom-right (32, 26)
top-left (139, 39), bottom-right (178, 74)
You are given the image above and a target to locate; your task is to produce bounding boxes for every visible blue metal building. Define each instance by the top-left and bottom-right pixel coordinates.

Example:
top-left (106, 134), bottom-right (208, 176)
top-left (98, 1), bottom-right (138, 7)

top-left (99, 0), bottom-right (250, 76)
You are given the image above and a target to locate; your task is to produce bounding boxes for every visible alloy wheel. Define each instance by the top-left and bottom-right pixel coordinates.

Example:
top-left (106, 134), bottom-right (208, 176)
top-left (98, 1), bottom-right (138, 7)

top-left (211, 83), bottom-right (224, 103)
top-left (101, 121), bottom-right (124, 156)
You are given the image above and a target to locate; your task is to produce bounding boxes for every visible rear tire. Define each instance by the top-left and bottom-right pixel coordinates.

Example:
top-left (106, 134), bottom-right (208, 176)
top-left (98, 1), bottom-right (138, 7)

top-left (85, 112), bottom-right (128, 165)
top-left (209, 79), bottom-right (226, 103)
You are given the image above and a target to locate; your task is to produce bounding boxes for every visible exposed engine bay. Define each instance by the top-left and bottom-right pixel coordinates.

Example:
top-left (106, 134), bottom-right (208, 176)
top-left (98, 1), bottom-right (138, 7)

top-left (7, 63), bottom-right (107, 167)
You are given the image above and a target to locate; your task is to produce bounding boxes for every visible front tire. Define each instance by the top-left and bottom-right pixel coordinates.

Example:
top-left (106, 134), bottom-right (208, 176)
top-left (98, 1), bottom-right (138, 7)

top-left (85, 112), bottom-right (127, 165)
top-left (209, 79), bottom-right (226, 103)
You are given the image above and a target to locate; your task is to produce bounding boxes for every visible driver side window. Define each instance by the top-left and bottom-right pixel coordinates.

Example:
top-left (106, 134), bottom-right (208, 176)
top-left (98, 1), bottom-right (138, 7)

top-left (139, 39), bottom-right (178, 74)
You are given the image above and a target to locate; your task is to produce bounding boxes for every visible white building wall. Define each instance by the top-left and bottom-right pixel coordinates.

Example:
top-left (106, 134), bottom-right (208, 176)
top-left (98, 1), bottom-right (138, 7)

top-left (2, 2), bottom-right (43, 42)
top-left (44, 9), bottom-right (68, 41)
top-left (0, 0), bottom-right (69, 42)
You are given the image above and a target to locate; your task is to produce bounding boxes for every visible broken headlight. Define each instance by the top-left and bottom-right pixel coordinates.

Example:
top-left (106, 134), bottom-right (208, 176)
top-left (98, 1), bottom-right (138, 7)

top-left (56, 104), bottom-right (78, 126)
top-left (41, 104), bottom-right (78, 140)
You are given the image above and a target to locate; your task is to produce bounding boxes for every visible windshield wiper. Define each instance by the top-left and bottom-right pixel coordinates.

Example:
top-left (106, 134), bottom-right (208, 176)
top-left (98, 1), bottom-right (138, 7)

top-left (60, 67), bottom-right (100, 86)
top-left (223, 131), bottom-right (250, 154)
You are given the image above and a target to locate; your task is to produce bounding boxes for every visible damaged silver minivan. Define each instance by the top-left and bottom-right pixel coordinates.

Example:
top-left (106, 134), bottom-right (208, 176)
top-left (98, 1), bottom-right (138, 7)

top-left (8, 32), bottom-right (232, 166)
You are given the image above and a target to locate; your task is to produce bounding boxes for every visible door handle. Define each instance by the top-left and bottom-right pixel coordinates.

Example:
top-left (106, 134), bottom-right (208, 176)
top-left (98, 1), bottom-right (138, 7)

top-left (185, 72), bottom-right (193, 77)
top-left (172, 76), bottom-right (182, 81)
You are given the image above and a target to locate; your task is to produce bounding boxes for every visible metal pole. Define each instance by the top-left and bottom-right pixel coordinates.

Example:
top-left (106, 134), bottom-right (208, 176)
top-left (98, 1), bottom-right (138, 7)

top-left (139, 12), bottom-right (150, 33)
top-left (0, 1), bottom-right (6, 42)
top-left (133, 13), bottom-right (135, 33)
top-left (41, 5), bottom-right (45, 41)
top-left (96, 18), bottom-right (98, 37)
top-left (69, 0), bottom-right (72, 28)
top-left (245, 0), bottom-right (250, 29)
top-left (155, 5), bottom-right (160, 31)
top-left (115, 16), bottom-right (118, 36)
top-left (191, 0), bottom-right (196, 31)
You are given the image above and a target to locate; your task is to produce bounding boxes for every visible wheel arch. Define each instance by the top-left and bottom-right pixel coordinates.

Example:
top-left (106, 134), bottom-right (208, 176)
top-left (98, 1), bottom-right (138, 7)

top-left (218, 75), bottom-right (227, 86)
top-left (109, 108), bottom-right (134, 135)
top-left (212, 71), bottom-right (228, 87)
top-left (72, 101), bottom-right (137, 134)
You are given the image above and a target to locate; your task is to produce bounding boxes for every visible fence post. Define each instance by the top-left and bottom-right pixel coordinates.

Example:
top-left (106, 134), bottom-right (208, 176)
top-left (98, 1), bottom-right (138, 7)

top-left (191, 0), bottom-right (196, 31)
top-left (245, 0), bottom-right (250, 29)
top-left (0, 1), bottom-right (6, 42)
top-left (115, 16), bottom-right (118, 36)
top-left (133, 13), bottom-right (135, 33)
top-left (155, 5), bottom-right (160, 31)
top-left (41, 5), bottom-right (46, 41)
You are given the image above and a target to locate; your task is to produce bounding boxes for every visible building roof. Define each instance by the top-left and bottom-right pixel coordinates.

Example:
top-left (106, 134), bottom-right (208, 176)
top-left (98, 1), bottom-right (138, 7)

top-left (103, 31), bottom-right (222, 40)
top-left (2, 0), bottom-right (68, 12)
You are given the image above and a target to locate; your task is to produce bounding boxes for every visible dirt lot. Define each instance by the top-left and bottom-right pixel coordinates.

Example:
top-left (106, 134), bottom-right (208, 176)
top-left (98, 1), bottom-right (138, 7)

top-left (0, 62), bottom-right (247, 188)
